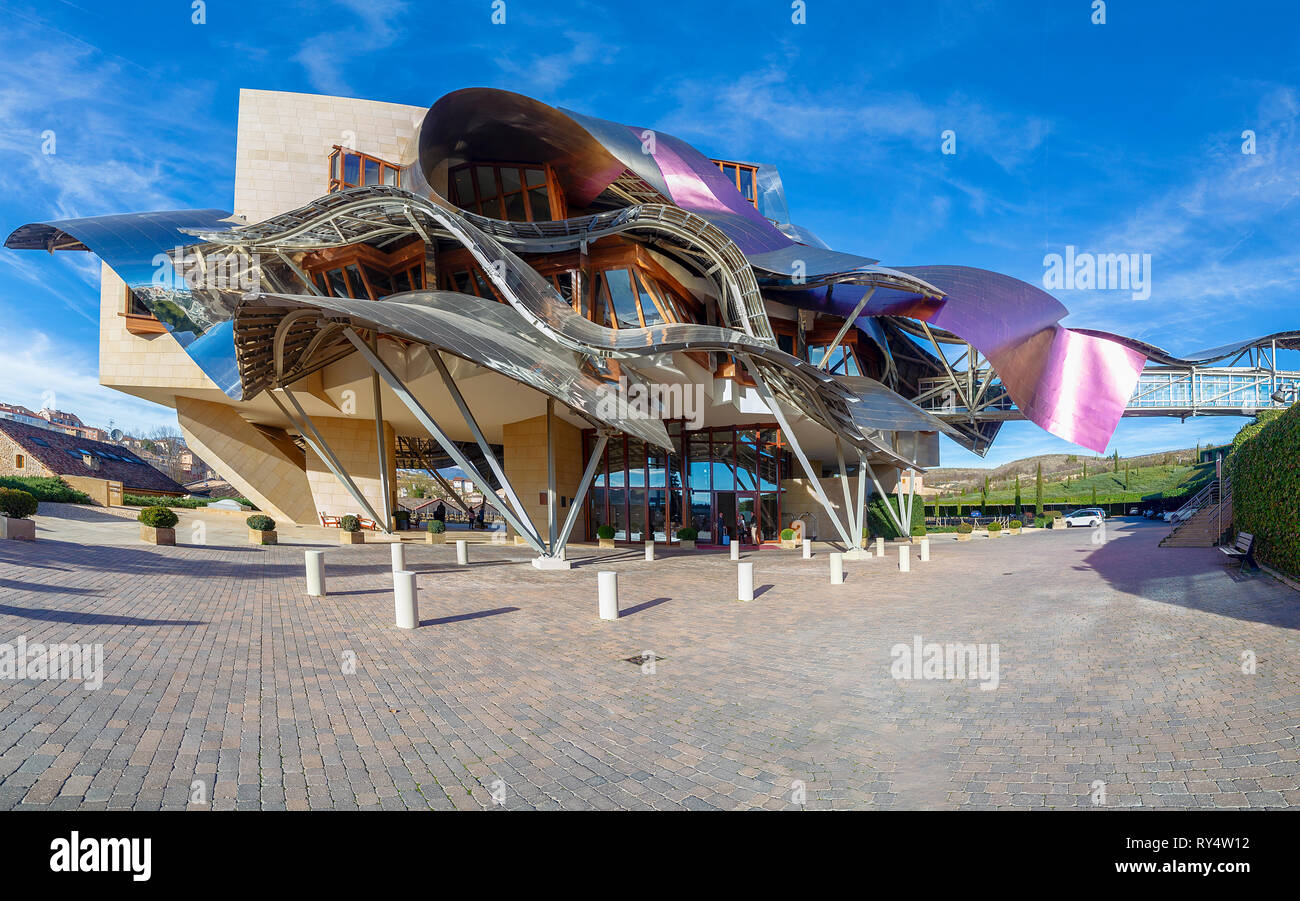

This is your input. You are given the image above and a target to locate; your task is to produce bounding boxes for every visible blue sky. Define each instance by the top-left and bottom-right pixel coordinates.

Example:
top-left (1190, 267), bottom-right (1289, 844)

top-left (1, 0), bottom-right (1297, 465)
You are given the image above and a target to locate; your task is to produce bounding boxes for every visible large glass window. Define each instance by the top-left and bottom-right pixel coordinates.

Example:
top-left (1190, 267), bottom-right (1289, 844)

top-left (447, 162), bottom-right (561, 222)
top-left (710, 159), bottom-right (760, 207)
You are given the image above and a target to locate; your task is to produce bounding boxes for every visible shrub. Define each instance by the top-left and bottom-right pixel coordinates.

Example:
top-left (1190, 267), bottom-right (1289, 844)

top-left (1046, 510), bottom-right (1063, 519)
top-left (0, 476), bottom-right (91, 504)
top-left (676, 526), bottom-right (697, 541)
top-left (1229, 406), bottom-right (1300, 579)
top-left (986, 521), bottom-right (1002, 532)
top-left (427, 519), bottom-right (446, 534)
top-left (138, 506), bottom-right (178, 529)
top-left (910, 525), bottom-right (927, 537)
top-left (246, 514), bottom-right (275, 532)
top-left (865, 493), bottom-right (926, 540)
top-left (1009, 520), bottom-right (1022, 529)
top-left (0, 488), bottom-right (39, 520)
top-left (957, 522), bottom-right (973, 534)
top-left (780, 528), bottom-right (795, 540)
top-left (597, 524), bottom-right (616, 540)
top-left (341, 515), bottom-right (361, 533)
top-left (1033, 516), bottom-right (1048, 528)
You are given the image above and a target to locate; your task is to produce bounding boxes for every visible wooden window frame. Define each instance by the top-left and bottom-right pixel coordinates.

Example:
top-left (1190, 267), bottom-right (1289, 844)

top-left (327, 146), bottom-right (404, 193)
top-left (301, 240), bottom-right (426, 300)
top-left (711, 158), bottom-right (760, 208)
top-left (446, 161), bottom-right (567, 223)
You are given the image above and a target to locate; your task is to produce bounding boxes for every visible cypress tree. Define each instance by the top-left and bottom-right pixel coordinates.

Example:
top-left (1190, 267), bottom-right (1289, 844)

top-left (1035, 462), bottom-right (1044, 516)
top-left (1014, 474), bottom-right (1022, 510)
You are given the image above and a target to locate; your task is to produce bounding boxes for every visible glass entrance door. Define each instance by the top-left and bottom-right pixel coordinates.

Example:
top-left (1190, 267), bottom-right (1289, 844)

top-left (736, 493), bottom-right (759, 546)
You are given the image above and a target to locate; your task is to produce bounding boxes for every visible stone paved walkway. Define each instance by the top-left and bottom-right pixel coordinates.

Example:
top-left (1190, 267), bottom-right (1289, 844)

top-left (0, 508), bottom-right (1296, 810)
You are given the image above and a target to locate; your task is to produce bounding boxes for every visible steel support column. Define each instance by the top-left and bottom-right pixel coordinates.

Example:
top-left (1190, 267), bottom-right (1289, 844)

top-left (269, 387), bottom-right (390, 533)
top-left (742, 355), bottom-right (856, 548)
top-left (553, 432), bottom-right (610, 556)
top-left (341, 328), bottom-right (549, 555)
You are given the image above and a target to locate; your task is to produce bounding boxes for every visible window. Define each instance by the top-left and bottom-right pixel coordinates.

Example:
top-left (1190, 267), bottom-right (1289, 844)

top-left (14, 454), bottom-right (24, 469)
top-left (711, 159), bottom-right (760, 207)
top-left (301, 241), bottom-right (426, 300)
top-left (327, 146), bottom-right (403, 193)
top-left (808, 343), bottom-right (862, 376)
top-left (447, 162), bottom-right (564, 222)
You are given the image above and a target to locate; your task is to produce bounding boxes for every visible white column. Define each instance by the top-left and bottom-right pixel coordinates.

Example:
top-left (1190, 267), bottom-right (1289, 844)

top-left (876, 536), bottom-right (885, 556)
top-left (394, 570), bottom-right (418, 629)
top-left (830, 552), bottom-right (844, 584)
top-left (390, 541), bottom-right (406, 573)
top-left (738, 561), bottom-right (754, 601)
top-left (645, 540), bottom-right (655, 561)
top-left (730, 540), bottom-right (740, 561)
top-left (802, 538), bottom-right (812, 559)
top-left (899, 544), bottom-right (910, 572)
top-left (920, 538), bottom-right (930, 562)
top-left (598, 571), bottom-right (619, 620)
top-left (304, 550), bottom-right (325, 597)
top-left (456, 540), bottom-right (469, 565)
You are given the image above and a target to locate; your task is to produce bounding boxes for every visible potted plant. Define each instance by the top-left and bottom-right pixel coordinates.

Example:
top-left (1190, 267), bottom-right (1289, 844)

top-left (911, 525), bottom-right (927, 541)
top-left (247, 514), bottom-right (277, 545)
top-left (676, 526), bottom-right (697, 550)
top-left (956, 522), bottom-right (974, 542)
top-left (779, 527), bottom-right (798, 550)
top-left (987, 521), bottom-right (1002, 538)
top-left (1047, 510), bottom-right (1064, 529)
top-left (0, 488), bottom-right (38, 541)
top-left (597, 524), bottom-right (616, 549)
top-left (426, 519), bottom-right (447, 544)
top-left (1008, 519), bottom-right (1022, 535)
top-left (339, 514), bottom-right (364, 544)
top-left (138, 505), bottom-right (178, 545)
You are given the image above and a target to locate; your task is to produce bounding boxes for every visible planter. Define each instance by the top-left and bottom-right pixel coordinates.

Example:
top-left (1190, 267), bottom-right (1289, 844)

top-left (780, 539), bottom-right (798, 550)
top-left (426, 532), bottom-right (446, 544)
top-left (248, 528), bottom-right (277, 545)
top-left (140, 525), bottom-right (175, 546)
top-left (986, 531), bottom-right (1002, 538)
top-left (0, 517), bottom-right (35, 541)
top-left (340, 531), bottom-right (364, 544)
top-left (678, 540), bottom-right (696, 550)
top-left (598, 538), bottom-right (616, 549)
top-left (1009, 527), bottom-right (1022, 535)
top-left (956, 532), bottom-right (973, 542)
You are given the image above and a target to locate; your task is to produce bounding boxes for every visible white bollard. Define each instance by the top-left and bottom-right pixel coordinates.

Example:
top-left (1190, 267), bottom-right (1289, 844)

top-left (830, 552), bottom-right (844, 585)
top-left (390, 541), bottom-right (406, 573)
top-left (456, 540), bottom-right (469, 566)
top-left (802, 537), bottom-right (812, 559)
top-left (305, 550), bottom-right (326, 596)
top-left (645, 540), bottom-right (655, 561)
top-left (394, 570), bottom-right (418, 629)
top-left (598, 571), bottom-right (619, 620)
top-left (920, 538), bottom-right (930, 562)
top-left (738, 561), bottom-right (754, 601)
top-left (899, 544), bottom-right (910, 572)
top-left (876, 536), bottom-right (885, 557)
top-left (730, 539), bottom-right (740, 561)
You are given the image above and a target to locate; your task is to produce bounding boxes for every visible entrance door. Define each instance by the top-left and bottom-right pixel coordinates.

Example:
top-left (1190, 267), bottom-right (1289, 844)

top-left (736, 493), bottom-right (759, 546)
top-left (714, 491), bottom-right (736, 545)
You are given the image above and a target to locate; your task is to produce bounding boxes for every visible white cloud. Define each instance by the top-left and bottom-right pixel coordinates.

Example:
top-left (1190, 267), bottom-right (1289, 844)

top-left (0, 329), bottom-right (180, 435)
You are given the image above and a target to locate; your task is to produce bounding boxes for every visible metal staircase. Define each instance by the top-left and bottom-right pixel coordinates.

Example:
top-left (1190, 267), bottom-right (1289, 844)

top-left (1160, 478), bottom-right (1233, 547)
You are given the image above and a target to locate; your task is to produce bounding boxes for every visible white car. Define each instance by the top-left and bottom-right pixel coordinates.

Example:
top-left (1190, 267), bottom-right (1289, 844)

top-left (1061, 510), bottom-right (1103, 528)
top-left (1162, 509), bottom-right (1190, 523)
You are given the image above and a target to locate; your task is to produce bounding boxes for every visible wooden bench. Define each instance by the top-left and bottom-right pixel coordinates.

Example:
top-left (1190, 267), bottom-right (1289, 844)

top-left (1220, 532), bottom-right (1256, 571)
top-left (319, 512), bottom-right (341, 528)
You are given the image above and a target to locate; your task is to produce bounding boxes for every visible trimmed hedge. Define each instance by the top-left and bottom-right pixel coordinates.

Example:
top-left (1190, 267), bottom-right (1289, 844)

top-left (0, 488), bottom-right (39, 519)
top-left (246, 514), bottom-right (276, 531)
top-left (865, 493), bottom-right (926, 540)
top-left (340, 515), bottom-right (361, 533)
top-left (427, 519), bottom-right (446, 534)
top-left (956, 522), bottom-right (973, 534)
top-left (676, 526), bottom-right (698, 541)
top-left (986, 521), bottom-right (1002, 532)
top-left (1229, 407), bottom-right (1300, 579)
top-left (0, 476), bottom-right (91, 504)
top-left (780, 528), bottom-right (796, 540)
top-left (597, 524), bottom-right (616, 539)
top-left (138, 506), bottom-right (178, 529)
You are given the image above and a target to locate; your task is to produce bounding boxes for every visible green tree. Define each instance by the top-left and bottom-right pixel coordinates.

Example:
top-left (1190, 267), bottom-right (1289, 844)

top-left (1112, 449), bottom-right (1120, 473)
top-left (1014, 474), bottom-right (1022, 510)
top-left (1091, 485), bottom-right (1098, 506)
top-left (981, 475), bottom-right (989, 508)
top-left (1082, 459), bottom-right (1088, 478)
top-left (1035, 462), bottom-right (1044, 516)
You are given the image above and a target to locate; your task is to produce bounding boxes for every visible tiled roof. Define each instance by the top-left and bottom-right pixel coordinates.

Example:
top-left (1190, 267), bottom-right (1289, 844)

top-left (0, 419), bottom-right (186, 495)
